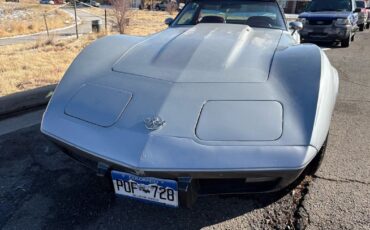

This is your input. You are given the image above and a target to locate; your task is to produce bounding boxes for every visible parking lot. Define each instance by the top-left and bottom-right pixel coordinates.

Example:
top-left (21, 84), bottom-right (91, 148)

top-left (1, 30), bottom-right (370, 229)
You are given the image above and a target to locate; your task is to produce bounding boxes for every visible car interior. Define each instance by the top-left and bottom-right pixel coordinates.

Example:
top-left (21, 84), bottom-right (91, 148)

top-left (174, 1), bottom-right (285, 29)
top-left (198, 15), bottom-right (275, 28)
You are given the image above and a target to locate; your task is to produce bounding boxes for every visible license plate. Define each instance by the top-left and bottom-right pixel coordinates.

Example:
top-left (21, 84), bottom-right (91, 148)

top-left (111, 170), bottom-right (178, 207)
top-left (314, 27), bottom-right (324, 32)
top-left (310, 33), bottom-right (327, 38)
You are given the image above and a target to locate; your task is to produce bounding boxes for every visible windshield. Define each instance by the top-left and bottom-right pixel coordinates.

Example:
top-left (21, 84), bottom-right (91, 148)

top-left (172, 0), bottom-right (286, 30)
top-left (356, 1), bottom-right (365, 8)
top-left (306, 0), bottom-right (352, 12)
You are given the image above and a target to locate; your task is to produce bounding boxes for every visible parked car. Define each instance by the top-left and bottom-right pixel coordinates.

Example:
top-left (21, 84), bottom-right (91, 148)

top-left (40, 0), bottom-right (54, 4)
top-left (155, 0), bottom-right (168, 11)
top-left (298, 0), bottom-right (360, 47)
top-left (356, 0), bottom-right (368, 30)
top-left (178, 2), bottom-right (185, 10)
top-left (41, 0), bottom-right (339, 208)
top-left (90, 0), bottom-right (100, 7)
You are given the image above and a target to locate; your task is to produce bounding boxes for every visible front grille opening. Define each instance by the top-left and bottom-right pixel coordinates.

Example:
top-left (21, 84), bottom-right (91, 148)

top-left (309, 20), bottom-right (333, 26)
top-left (198, 178), bottom-right (280, 195)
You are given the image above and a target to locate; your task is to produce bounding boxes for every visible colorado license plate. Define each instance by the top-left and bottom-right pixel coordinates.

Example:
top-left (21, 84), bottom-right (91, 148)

top-left (111, 170), bottom-right (178, 207)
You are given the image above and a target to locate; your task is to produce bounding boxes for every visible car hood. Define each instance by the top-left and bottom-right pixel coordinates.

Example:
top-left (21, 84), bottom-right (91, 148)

top-left (299, 11), bottom-right (351, 19)
top-left (42, 25), bottom-right (323, 150)
top-left (112, 24), bottom-right (283, 83)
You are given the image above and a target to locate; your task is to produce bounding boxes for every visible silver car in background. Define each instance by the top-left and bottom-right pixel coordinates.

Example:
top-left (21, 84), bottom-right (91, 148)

top-left (41, 0), bottom-right (339, 208)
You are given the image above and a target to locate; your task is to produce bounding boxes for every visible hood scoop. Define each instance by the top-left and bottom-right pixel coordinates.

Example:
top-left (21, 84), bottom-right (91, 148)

top-left (112, 24), bottom-right (282, 83)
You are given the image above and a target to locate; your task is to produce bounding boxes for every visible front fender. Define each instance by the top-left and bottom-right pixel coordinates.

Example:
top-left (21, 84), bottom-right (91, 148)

top-left (45, 35), bottom-right (145, 114)
top-left (310, 51), bottom-right (339, 149)
top-left (269, 43), bottom-right (338, 150)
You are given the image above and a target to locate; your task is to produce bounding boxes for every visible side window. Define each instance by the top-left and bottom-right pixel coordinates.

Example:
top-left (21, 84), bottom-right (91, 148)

top-left (199, 9), bottom-right (225, 21)
top-left (177, 9), bottom-right (196, 25)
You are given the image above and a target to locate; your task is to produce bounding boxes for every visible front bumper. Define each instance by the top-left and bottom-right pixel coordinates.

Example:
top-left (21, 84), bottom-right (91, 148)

top-left (48, 136), bottom-right (307, 207)
top-left (299, 24), bottom-right (352, 42)
top-left (49, 137), bottom-right (304, 207)
top-left (41, 111), bottom-right (317, 207)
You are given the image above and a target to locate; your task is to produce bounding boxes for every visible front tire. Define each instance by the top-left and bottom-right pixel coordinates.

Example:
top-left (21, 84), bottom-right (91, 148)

top-left (366, 23), bottom-right (370, 29)
top-left (341, 35), bottom-right (351, 47)
top-left (305, 136), bottom-right (328, 176)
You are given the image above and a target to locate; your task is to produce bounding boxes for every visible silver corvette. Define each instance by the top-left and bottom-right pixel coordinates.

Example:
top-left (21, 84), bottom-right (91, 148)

top-left (41, 0), bottom-right (339, 207)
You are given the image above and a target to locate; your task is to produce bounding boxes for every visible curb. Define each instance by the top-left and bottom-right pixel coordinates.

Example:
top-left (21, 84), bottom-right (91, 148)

top-left (0, 84), bottom-right (56, 119)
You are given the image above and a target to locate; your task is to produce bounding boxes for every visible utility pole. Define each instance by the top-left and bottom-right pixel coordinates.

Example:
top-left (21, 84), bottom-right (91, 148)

top-left (73, 0), bottom-right (79, 39)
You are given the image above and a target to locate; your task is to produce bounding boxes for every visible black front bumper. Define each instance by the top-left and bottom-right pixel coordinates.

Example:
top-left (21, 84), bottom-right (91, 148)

top-left (48, 136), bottom-right (304, 207)
top-left (299, 25), bottom-right (353, 42)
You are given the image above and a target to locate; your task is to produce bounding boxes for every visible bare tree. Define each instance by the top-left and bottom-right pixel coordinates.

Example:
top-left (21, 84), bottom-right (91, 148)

top-left (166, 0), bottom-right (178, 15)
top-left (110, 0), bottom-right (130, 34)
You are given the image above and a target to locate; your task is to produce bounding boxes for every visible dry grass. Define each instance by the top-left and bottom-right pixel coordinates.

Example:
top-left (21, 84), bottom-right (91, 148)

top-left (80, 8), bottom-right (171, 36)
top-left (0, 36), bottom-right (93, 96)
top-left (0, 1), bottom-right (73, 38)
top-left (0, 10), bottom-right (173, 96)
top-left (126, 10), bottom-right (170, 36)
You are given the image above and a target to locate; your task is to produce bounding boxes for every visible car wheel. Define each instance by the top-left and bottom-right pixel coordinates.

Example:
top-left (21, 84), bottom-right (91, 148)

top-left (366, 23), bottom-right (370, 29)
top-left (359, 24), bottom-right (364, 31)
top-left (155, 6), bottom-right (160, 10)
top-left (341, 35), bottom-right (351, 47)
top-left (305, 135), bottom-right (329, 176)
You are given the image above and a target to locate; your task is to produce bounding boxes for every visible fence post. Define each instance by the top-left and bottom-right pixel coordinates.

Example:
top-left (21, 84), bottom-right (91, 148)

top-left (73, 0), bottom-right (79, 39)
top-left (43, 14), bottom-right (50, 38)
top-left (105, 8), bottom-right (107, 33)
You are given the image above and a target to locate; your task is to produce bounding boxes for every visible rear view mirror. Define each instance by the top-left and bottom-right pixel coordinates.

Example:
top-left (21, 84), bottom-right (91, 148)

top-left (289, 21), bottom-right (303, 35)
top-left (164, 18), bottom-right (174, 26)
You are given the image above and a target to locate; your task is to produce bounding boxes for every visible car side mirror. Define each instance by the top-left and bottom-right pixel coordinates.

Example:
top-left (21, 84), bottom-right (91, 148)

top-left (289, 21), bottom-right (303, 35)
top-left (354, 8), bottom-right (361, 13)
top-left (165, 17), bottom-right (174, 26)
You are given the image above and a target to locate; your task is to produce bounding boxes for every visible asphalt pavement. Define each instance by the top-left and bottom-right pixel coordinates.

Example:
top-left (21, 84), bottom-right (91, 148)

top-left (0, 31), bottom-right (370, 229)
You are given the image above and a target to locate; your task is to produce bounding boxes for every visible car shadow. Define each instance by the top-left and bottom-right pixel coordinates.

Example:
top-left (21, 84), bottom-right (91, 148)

top-left (302, 41), bottom-right (343, 49)
top-left (0, 125), bottom-right (303, 229)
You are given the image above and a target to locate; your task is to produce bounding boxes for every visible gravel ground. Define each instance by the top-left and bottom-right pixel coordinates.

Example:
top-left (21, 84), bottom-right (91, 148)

top-left (0, 30), bottom-right (370, 229)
